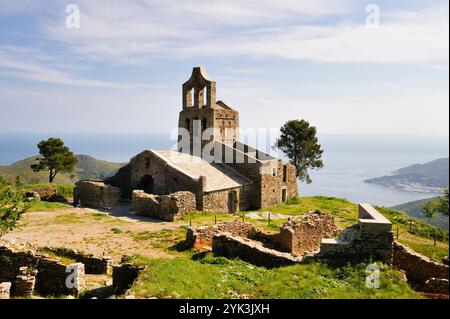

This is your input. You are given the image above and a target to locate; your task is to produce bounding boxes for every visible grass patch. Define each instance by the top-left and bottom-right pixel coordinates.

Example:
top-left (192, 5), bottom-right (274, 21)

top-left (52, 213), bottom-right (85, 224)
top-left (111, 227), bottom-right (123, 234)
top-left (129, 254), bottom-right (421, 299)
top-left (129, 228), bottom-right (187, 254)
top-left (37, 247), bottom-right (77, 265)
top-left (259, 196), bottom-right (358, 228)
top-left (90, 212), bottom-right (110, 220)
top-left (28, 200), bottom-right (70, 212)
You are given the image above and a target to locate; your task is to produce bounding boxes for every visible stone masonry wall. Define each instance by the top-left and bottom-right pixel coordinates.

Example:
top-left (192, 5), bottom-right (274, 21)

top-left (284, 163), bottom-right (299, 199)
top-left (74, 181), bottom-right (121, 209)
top-left (202, 186), bottom-right (252, 213)
top-left (42, 247), bottom-right (113, 275)
top-left (108, 150), bottom-right (204, 209)
top-left (112, 262), bottom-right (145, 295)
top-left (212, 233), bottom-right (303, 268)
top-left (393, 241), bottom-right (449, 292)
top-left (132, 190), bottom-right (196, 221)
top-left (186, 221), bottom-right (255, 250)
top-left (278, 212), bottom-right (339, 257)
top-left (319, 204), bottom-right (394, 264)
top-left (0, 243), bottom-right (84, 297)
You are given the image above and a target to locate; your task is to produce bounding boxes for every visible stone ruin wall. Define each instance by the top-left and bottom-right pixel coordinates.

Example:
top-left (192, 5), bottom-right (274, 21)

top-left (132, 190), bottom-right (196, 221)
top-left (112, 259), bottom-right (145, 295)
top-left (42, 247), bottom-right (113, 275)
top-left (186, 215), bottom-right (338, 267)
top-left (74, 181), bottom-right (121, 209)
top-left (319, 204), bottom-right (394, 264)
top-left (186, 220), bottom-right (255, 250)
top-left (284, 163), bottom-right (299, 200)
top-left (393, 241), bottom-right (449, 294)
top-left (278, 212), bottom-right (339, 257)
top-left (212, 233), bottom-right (303, 268)
top-left (202, 186), bottom-right (252, 213)
top-left (0, 243), bottom-right (85, 297)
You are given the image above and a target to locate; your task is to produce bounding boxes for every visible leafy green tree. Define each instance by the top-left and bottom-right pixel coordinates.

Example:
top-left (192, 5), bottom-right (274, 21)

top-left (15, 176), bottom-right (23, 187)
top-left (434, 188), bottom-right (449, 217)
top-left (422, 201), bottom-right (436, 223)
top-left (0, 179), bottom-right (29, 237)
top-left (275, 119), bottom-right (324, 183)
top-left (31, 138), bottom-right (78, 183)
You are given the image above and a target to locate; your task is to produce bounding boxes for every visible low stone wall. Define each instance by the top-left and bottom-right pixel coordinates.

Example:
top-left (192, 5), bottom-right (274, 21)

top-left (0, 243), bottom-right (84, 297)
top-left (393, 241), bottom-right (449, 292)
top-left (112, 262), bottom-right (145, 295)
top-left (42, 247), bottom-right (113, 275)
top-left (14, 267), bottom-right (37, 298)
top-left (319, 204), bottom-right (394, 264)
top-left (36, 260), bottom-right (85, 297)
top-left (278, 211), bottom-right (339, 256)
top-left (29, 186), bottom-right (57, 201)
top-left (212, 233), bottom-right (303, 268)
top-left (0, 282), bottom-right (11, 299)
top-left (186, 221), bottom-right (255, 250)
top-left (424, 278), bottom-right (449, 295)
top-left (132, 190), bottom-right (196, 221)
top-left (74, 181), bottom-right (121, 209)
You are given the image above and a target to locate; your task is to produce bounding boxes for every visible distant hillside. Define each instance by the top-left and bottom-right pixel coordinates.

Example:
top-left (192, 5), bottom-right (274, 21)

top-left (392, 197), bottom-right (449, 230)
top-left (0, 155), bottom-right (124, 184)
top-left (365, 158), bottom-right (449, 193)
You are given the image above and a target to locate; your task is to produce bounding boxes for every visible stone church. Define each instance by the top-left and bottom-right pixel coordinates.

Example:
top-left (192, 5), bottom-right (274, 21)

top-left (75, 67), bottom-right (298, 217)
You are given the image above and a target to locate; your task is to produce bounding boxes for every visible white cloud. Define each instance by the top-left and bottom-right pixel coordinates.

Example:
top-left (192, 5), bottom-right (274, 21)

top-left (0, 48), bottom-right (163, 89)
top-left (41, 0), bottom-right (448, 67)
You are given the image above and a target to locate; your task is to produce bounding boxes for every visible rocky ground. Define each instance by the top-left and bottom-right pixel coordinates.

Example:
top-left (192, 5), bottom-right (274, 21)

top-left (3, 204), bottom-right (184, 262)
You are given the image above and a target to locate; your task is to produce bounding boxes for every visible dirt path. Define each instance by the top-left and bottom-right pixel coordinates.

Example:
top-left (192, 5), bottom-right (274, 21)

top-left (4, 206), bottom-right (187, 262)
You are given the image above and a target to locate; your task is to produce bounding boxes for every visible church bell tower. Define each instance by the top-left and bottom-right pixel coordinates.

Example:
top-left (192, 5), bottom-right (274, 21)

top-left (178, 67), bottom-right (239, 155)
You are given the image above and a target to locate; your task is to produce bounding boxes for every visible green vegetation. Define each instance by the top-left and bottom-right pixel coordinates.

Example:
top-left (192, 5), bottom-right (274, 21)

top-left (111, 227), bottom-right (123, 234)
top-left (0, 177), bottom-right (29, 237)
top-left (0, 155), bottom-right (123, 185)
top-left (36, 248), bottom-right (77, 265)
top-left (28, 200), bottom-right (68, 212)
top-left (276, 119), bottom-right (324, 184)
top-left (123, 196), bottom-right (447, 299)
top-left (392, 197), bottom-right (448, 230)
top-left (435, 188), bottom-right (449, 216)
top-left (24, 184), bottom-right (74, 199)
top-left (31, 138), bottom-right (78, 183)
top-left (129, 254), bottom-right (420, 299)
top-left (422, 188), bottom-right (449, 220)
top-left (183, 197), bottom-right (448, 261)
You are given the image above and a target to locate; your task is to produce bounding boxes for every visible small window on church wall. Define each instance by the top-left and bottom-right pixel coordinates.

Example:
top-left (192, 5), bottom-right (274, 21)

top-left (145, 158), bottom-right (150, 169)
top-left (272, 167), bottom-right (277, 177)
top-left (190, 89), bottom-right (194, 107)
top-left (202, 87), bottom-right (207, 107)
top-left (283, 165), bottom-right (287, 182)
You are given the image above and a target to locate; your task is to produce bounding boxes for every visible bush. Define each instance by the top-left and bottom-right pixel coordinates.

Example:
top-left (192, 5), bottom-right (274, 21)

top-left (0, 179), bottom-right (29, 237)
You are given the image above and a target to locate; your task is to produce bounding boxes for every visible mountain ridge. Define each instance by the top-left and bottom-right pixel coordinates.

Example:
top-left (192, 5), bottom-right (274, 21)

top-left (365, 157), bottom-right (449, 193)
top-left (0, 154), bottom-right (124, 184)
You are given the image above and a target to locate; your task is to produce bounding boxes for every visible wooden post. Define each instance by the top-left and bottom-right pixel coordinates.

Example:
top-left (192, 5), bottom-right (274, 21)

top-left (215, 215), bottom-right (217, 225)
top-left (242, 211), bottom-right (245, 222)
top-left (396, 228), bottom-right (399, 240)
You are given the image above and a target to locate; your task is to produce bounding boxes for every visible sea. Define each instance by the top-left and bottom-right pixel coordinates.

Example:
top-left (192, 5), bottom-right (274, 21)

top-left (0, 132), bottom-right (448, 207)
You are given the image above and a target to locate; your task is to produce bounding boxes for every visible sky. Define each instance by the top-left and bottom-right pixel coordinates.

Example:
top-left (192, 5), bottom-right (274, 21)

top-left (0, 0), bottom-right (448, 136)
